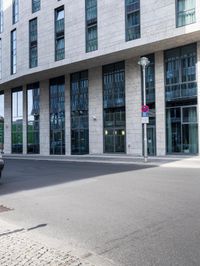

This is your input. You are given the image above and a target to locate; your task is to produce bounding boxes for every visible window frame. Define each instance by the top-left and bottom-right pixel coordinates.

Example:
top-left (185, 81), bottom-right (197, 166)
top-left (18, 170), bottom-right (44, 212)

top-left (176, 0), bottom-right (196, 28)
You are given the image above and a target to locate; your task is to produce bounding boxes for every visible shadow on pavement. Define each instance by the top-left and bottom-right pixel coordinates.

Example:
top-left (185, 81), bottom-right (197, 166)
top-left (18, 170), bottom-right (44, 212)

top-left (0, 159), bottom-right (156, 195)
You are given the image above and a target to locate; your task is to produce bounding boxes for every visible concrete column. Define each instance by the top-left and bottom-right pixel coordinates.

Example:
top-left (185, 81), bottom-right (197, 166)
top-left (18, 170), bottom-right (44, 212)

top-left (155, 51), bottom-right (166, 156)
top-left (89, 67), bottom-right (103, 154)
top-left (4, 88), bottom-right (11, 154)
top-left (65, 74), bottom-right (71, 155)
top-left (197, 42), bottom-right (200, 155)
top-left (40, 80), bottom-right (50, 155)
top-left (23, 86), bottom-right (27, 154)
top-left (125, 58), bottom-right (142, 156)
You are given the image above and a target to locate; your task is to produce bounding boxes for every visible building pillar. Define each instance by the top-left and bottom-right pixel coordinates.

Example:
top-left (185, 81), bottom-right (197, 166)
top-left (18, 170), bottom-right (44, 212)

top-left (23, 86), bottom-right (27, 154)
top-left (197, 42), bottom-right (200, 155)
top-left (65, 74), bottom-right (71, 155)
top-left (89, 67), bottom-right (103, 154)
top-left (40, 80), bottom-right (50, 155)
top-left (125, 58), bottom-right (142, 155)
top-left (155, 51), bottom-right (166, 156)
top-left (4, 88), bottom-right (11, 154)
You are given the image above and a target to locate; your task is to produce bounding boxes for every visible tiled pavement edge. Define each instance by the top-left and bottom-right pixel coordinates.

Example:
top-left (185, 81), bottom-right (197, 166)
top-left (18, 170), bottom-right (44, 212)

top-left (0, 220), bottom-right (94, 266)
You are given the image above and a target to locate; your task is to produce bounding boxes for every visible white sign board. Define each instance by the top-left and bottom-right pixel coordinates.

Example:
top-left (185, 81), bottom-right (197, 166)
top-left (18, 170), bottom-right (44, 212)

top-left (142, 117), bottom-right (149, 124)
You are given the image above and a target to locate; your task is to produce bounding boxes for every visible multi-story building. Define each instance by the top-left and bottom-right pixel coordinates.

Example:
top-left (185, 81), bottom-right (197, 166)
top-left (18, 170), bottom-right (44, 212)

top-left (0, 0), bottom-right (200, 156)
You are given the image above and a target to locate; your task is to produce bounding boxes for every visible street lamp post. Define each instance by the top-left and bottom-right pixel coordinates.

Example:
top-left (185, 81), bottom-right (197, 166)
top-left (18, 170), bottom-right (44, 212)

top-left (138, 57), bottom-right (150, 163)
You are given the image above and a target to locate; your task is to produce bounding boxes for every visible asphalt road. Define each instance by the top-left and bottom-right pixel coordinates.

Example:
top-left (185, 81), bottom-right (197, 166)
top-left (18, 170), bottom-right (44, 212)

top-left (0, 159), bottom-right (200, 266)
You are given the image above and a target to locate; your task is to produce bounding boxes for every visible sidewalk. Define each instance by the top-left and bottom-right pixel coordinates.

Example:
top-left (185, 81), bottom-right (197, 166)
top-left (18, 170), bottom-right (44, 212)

top-left (0, 219), bottom-right (93, 266)
top-left (3, 153), bottom-right (200, 168)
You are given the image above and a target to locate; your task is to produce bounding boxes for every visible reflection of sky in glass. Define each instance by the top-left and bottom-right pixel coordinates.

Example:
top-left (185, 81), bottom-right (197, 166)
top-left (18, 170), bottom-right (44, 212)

top-left (12, 91), bottom-right (23, 121)
top-left (0, 94), bottom-right (4, 117)
top-left (27, 88), bottom-right (39, 121)
top-left (28, 89), bottom-right (34, 119)
top-left (56, 9), bottom-right (64, 21)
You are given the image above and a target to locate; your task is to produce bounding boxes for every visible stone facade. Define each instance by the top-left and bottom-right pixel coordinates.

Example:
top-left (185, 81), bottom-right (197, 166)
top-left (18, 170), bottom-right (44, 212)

top-left (0, 0), bottom-right (200, 156)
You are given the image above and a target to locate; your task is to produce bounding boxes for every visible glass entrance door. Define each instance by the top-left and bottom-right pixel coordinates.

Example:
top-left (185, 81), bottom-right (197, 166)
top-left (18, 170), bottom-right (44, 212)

top-left (50, 129), bottom-right (65, 155)
top-left (71, 114), bottom-right (89, 155)
top-left (71, 128), bottom-right (89, 155)
top-left (104, 107), bottom-right (126, 153)
top-left (166, 106), bottom-right (198, 154)
top-left (104, 128), bottom-right (125, 153)
top-left (147, 125), bottom-right (156, 156)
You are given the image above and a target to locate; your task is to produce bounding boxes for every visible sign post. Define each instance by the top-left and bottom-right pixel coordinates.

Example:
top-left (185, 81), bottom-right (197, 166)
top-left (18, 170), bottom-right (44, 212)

top-left (138, 57), bottom-right (150, 163)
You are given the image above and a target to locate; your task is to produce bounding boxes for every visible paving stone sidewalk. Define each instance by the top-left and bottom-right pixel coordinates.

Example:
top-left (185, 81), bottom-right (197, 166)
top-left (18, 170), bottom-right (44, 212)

top-left (0, 221), bottom-right (93, 266)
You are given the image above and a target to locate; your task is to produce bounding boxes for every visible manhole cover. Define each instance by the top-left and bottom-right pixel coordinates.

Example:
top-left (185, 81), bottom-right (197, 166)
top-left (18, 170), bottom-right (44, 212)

top-left (0, 205), bottom-right (13, 213)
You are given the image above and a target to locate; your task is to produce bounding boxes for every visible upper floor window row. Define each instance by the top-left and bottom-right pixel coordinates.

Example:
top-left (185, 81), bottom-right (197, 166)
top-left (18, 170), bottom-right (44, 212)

top-left (0, 0), bottom-right (3, 33)
top-left (32, 0), bottom-right (40, 13)
top-left (12, 0), bottom-right (19, 25)
top-left (12, 0), bottom-right (40, 24)
top-left (125, 0), bottom-right (140, 42)
top-left (176, 0), bottom-right (196, 27)
top-left (85, 0), bottom-right (98, 53)
top-left (55, 6), bottom-right (65, 61)
top-left (11, 29), bottom-right (17, 75)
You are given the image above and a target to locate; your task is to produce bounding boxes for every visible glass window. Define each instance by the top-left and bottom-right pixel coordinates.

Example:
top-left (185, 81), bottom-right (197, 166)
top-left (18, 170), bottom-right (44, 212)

top-left (177, 0), bottom-right (195, 27)
top-left (0, 0), bottom-right (3, 33)
top-left (182, 106), bottom-right (197, 123)
top-left (55, 6), bottom-right (65, 61)
top-left (71, 71), bottom-right (89, 155)
top-left (50, 76), bottom-right (65, 155)
top-left (12, 88), bottom-right (23, 154)
top-left (29, 18), bottom-right (38, 68)
top-left (165, 44), bottom-right (198, 155)
top-left (12, 0), bottom-right (19, 24)
top-left (125, 0), bottom-right (140, 41)
top-left (86, 0), bottom-right (98, 52)
top-left (27, 83), bottom-right (40, 154)
top-left (166, 106), bottom-right (198, 154)
top-left (103, 62), bottom-right (126, 153)
top-left (32, 0), bottom-right (40, 13)
top-left (103, 61), bottom-right (125, 109)
top-left (11, 29), bottom-right (17, 75)
top-left (0, 91), bottom-right (4, 152)
top-left (165, 43), bottom-right (197, 102)
top-left (0, 38), bottom-right (2, 79)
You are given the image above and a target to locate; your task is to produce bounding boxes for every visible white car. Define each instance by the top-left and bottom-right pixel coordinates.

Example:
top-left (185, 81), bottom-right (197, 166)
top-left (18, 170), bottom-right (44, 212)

top-left (0, 153), bottom-right (4, 178)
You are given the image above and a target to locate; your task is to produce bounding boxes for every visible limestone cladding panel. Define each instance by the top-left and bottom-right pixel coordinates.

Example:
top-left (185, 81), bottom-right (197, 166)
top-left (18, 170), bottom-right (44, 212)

top-left (4, 88), bottom-right (11, 154)
top-left (155, 51), bottom-right (166, 156)
top-left (197, 42), bottom-right (200, 154)
top-left (65, 74), bottom-right (71, 155)
top-left (89, 67), bottom-right (103, 154)
top-left (40, 80), bottom-right (50, 155)
top-left (1, 0), bottom-right (200, 84)
top-left (125, 59), bottom-right (142, 156)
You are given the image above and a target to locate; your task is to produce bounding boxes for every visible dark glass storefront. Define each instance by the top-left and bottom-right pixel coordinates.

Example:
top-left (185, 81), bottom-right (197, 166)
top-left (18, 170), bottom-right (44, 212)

top-left (49, 76), bottom-right (65, 155)
top-left (165, 43), bottom-right (198, 154)
top-left (27, 82), bottom-right (40, 154)
top-left (12, 88), bottom-right (23, 153)
top-left (103, 61), bottom-right (126, 153)
top-left (0, 91), bottom-right (4, 152)
top-left (71, 71), bottom-right (89, 155)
